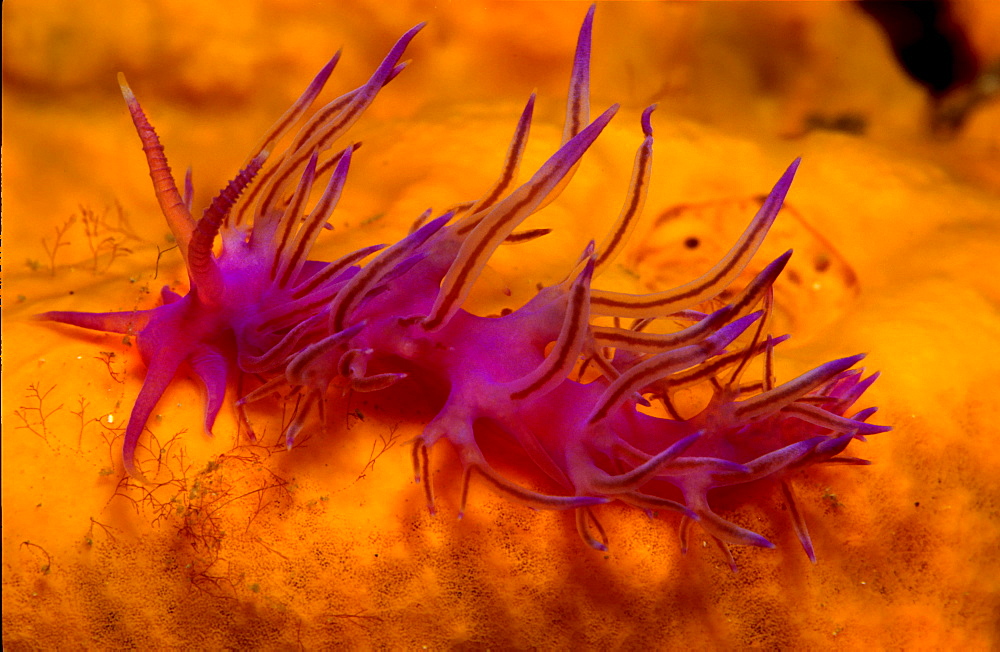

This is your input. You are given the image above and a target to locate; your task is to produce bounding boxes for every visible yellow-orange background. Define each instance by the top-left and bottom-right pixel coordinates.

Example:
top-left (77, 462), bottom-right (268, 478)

top-left (3, 1), bottom-right (999, 648)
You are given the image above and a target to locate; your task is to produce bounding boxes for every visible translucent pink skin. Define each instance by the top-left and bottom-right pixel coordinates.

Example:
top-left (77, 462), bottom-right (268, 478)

top-left (39, 5), bottom-right (889, 566)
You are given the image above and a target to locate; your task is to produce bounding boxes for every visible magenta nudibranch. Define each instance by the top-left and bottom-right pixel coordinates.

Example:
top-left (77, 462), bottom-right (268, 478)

top-left (40, 5), bottom-right (888, 568)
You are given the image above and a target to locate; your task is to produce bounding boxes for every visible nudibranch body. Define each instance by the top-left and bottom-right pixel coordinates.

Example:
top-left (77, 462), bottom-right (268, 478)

top-left (40, 6), bottom-right (888, 566)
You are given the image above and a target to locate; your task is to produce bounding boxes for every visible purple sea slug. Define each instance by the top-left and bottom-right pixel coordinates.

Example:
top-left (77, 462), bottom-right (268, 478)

top-left (40, 6), bottom-right (889, 567)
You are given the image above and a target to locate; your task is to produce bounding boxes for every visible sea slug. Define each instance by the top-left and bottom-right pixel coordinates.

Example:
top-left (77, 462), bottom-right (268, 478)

top-left (39, 5), bottom-right (889, 568)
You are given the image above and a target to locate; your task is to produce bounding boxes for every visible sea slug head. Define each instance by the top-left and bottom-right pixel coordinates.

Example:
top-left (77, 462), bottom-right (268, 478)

top-left (37, 29), bottom-right (424, 479)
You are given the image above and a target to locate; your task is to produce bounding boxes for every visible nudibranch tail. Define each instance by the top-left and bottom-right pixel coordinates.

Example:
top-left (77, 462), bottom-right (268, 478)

top-left (42, 6), bottom-right (888, 567)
